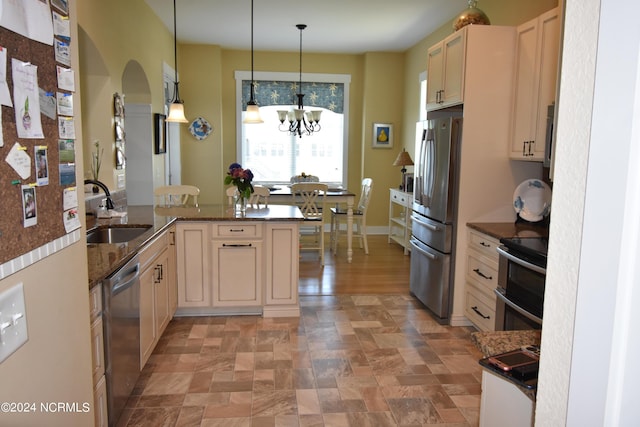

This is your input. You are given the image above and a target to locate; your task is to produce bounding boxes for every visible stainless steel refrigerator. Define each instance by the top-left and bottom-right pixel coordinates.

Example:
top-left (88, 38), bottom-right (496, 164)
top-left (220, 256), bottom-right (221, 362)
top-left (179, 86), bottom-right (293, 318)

top-left (410, 107), bottom-right (463, 323)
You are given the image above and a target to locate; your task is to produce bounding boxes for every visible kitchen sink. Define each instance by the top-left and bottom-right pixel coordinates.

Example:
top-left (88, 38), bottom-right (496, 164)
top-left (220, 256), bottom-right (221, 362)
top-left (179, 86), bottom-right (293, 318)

top-left (86, 225), bottom-right (152, 244)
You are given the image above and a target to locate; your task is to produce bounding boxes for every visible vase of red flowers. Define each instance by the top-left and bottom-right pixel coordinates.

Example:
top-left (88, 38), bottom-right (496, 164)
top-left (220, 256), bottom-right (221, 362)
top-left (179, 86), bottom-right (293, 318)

top-left (224, 162), bottom-right (254, 214)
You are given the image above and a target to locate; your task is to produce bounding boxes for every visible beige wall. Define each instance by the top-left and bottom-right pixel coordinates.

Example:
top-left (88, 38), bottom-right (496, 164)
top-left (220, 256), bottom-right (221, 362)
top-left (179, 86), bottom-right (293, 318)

top-left (78, 0), bottom-right (173, 191)
top-left (0, 1), bottom-right (94, 425)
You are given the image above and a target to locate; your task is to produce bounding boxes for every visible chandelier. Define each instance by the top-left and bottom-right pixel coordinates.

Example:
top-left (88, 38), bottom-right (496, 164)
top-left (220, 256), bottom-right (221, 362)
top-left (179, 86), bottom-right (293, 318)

top-left (166, 0), bottom-right (188, 123)
top-left (277, 24), bottom-right (321, 138)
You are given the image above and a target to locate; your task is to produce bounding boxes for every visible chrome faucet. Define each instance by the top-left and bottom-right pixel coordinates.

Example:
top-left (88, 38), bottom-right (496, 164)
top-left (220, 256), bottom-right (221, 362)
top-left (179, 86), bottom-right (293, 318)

top-left (84, 179), bottom-right (115, 210)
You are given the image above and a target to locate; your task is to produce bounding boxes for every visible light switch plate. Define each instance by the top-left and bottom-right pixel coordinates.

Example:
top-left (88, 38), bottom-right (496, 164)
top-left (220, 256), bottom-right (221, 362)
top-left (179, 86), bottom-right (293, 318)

top-left (0, 282), bottom-right (28, 364)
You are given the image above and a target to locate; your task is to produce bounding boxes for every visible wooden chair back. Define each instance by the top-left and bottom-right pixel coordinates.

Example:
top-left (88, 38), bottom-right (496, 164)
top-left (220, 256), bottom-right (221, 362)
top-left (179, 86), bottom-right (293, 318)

top-left (291, 183), bottom-right (328, 220)
top-left (250, 185), bottom-right (270, 207)
top-left (154, 185), bottom-right (200, 206)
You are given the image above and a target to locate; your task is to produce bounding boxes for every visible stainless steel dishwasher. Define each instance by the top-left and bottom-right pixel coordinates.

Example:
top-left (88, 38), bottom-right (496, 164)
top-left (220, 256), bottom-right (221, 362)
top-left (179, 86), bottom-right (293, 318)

top-left (102, 255), bottom-right (141, 427)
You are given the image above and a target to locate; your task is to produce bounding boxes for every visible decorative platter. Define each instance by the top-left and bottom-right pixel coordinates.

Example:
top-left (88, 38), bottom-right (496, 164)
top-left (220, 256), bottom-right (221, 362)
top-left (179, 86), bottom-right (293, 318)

top-left (189, 116), bottom-right (213, 140)
top-left (513, 179), bottom-right (552, 222)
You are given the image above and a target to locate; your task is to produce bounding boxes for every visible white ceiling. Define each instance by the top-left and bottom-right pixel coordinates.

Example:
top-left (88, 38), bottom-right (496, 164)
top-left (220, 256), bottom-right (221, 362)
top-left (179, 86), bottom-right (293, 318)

top-left (144, 0), bottom-right (469, 54)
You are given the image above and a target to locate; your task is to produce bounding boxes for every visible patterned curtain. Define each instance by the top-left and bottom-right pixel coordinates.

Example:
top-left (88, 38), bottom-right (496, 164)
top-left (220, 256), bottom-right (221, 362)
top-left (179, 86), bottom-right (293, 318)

top-left (241, 80), bottom-right (344, 113)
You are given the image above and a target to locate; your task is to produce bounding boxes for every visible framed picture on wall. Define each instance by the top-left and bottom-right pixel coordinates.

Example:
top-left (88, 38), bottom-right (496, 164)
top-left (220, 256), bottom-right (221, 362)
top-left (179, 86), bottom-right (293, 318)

top-left (154, 113), bottom-right (166, 154)
top-left (372, 123), bottom-right (393, 148)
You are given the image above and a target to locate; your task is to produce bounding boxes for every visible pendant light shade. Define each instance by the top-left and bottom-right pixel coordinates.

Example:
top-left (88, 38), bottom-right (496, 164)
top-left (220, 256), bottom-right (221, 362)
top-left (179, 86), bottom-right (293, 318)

top-left (166, 0), bottom-right (188, 123)
top-left (243, 0), bottom-right (264, 124)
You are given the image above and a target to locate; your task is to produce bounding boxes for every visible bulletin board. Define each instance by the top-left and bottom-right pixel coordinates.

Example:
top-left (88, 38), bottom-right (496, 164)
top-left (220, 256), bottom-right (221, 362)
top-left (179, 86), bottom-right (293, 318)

top-left (0, 1), bottom-right (80, 265)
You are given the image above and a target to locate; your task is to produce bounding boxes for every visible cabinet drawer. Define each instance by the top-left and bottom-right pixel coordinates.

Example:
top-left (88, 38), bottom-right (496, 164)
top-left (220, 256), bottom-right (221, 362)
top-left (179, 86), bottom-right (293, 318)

top-left (468, 229), bottom-right (500, 261)
top-left (466, 250), bottom-right (498, 294)
top-left (212, 223), bottom-right (262, 238)
top-left (139, 230), bottom-right (169, 269)
top-left (465, 287), bottom-right (496, 331)
top-left (390, 189), bottom-right (411, 207)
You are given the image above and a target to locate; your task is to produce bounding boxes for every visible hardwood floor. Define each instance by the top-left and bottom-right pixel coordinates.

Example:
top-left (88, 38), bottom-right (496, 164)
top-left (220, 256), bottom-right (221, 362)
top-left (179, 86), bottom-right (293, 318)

top-left (299, 235), bottom-right (412, 296)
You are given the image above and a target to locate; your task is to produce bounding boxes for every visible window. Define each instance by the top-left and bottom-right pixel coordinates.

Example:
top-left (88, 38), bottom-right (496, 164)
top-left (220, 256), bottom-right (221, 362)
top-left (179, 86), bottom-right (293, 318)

top-left (419, 70), bottom-right (427, 121)
top-left (235, 71), bottom-right (350, 186)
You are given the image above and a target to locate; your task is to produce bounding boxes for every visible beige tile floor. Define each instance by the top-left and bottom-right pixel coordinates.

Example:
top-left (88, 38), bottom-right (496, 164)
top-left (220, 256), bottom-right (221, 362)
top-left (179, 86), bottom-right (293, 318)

top-left (119, 295), bottom-right (484, 427)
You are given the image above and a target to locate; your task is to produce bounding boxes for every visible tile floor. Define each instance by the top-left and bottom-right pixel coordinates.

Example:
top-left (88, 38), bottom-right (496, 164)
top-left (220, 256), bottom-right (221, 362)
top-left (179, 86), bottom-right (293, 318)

top-left (119, 295), bottom-right (484, 427)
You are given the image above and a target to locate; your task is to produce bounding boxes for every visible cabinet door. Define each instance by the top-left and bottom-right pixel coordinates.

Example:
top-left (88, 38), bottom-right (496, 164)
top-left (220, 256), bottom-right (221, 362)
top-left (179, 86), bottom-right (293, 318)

top-left (211, 240), bottom-right (262, 307)
top-left (441, 30), bottom-right (466, 106)
top-left (93, 375), bottom-right (108, 427)
top-left (176, 223), bottom-right (210, 307)
top-left (265, 223), bottom-right (298, 306)
top-left (154, 249), bottom-right (171, 337)
top-left (90, 316), bottom-right (105, 384)
top-left (426, 42), bottom-right (444, 108)
top-left (510, 8), bottom-right (560, 160)
top-left (167, 226), bottom-right (178, 316)
top-left (139, 264), bottom-right (156, 367)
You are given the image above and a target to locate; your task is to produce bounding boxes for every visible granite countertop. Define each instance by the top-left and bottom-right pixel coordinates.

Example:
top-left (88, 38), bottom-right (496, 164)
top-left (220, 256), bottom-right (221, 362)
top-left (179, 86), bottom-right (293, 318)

top-left (87, 204), bottom-right (303, 289)
top-left (470, 330), bottom-right (541, 358)
top-left (467, 222), bottom-right (548, 241)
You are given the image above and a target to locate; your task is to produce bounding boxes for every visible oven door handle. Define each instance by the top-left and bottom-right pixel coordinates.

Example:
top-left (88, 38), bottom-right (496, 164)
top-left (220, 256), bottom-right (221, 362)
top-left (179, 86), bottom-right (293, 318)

top-left (494, 288), bottom-right (543, 325)
top-left (497, 246), bottom-right (546, 275)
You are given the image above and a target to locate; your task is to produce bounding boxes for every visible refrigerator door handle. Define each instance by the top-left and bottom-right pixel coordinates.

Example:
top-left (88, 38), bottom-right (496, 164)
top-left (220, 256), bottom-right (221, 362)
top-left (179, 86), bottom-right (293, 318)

top-left (410, 238), bottom-right (437, 260)
top-left (411, 215), bottom-right (440, 232)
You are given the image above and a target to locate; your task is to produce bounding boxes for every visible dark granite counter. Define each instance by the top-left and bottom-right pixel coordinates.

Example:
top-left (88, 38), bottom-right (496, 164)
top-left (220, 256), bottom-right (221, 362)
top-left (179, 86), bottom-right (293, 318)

top-left (87, 204), bottom-right (303, 289)
top-left (467, 222), bottom-right (548, 240)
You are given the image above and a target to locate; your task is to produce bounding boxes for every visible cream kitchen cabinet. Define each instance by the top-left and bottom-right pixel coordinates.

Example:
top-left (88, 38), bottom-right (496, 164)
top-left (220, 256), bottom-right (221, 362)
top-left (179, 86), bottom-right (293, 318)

top-left (176, 222), bottom-right (211, 308)
top-left (264, 223), bottom-right (299, 316)
top-left (426, 28), bottom-right (466, 110)
top-left (388, 188), bottom-right (412, 254)
top-left (465, 228), bottom-right (500, 331)
top-left (167, 225), bottom-right (178, 316)
top-left (176, 220), bottom-right (300, 317)
top-left (509, 7), bottom-right (561, 160)
top-left (139, 229), bottom-right (171, 367)
top-left (211, 223), bottom-right (263, 307)
top-left (89, 283), bottom-right (108, 427)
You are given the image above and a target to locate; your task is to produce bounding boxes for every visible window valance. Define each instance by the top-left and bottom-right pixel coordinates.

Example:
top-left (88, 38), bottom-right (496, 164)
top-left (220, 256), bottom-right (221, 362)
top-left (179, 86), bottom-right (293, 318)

top-left (241, 80), bottom-right (344, 114)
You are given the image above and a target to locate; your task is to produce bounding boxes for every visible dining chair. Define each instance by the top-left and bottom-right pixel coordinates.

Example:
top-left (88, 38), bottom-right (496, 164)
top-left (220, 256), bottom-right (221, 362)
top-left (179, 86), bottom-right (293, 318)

top-left (226, 186), bottom-right (239, 205)
top-left (330, 178), bottom-right (373, 255)
top-left (291, 182), bottom-right (328, 265)
top-left (154, 185), bottom-right (200, 206)
top-left (250, 185), bottom-right (270, 208)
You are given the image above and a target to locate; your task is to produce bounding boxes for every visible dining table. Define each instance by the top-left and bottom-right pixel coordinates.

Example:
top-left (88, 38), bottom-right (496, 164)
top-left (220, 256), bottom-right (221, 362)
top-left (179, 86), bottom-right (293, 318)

top-left (267, 186), bottom-right (357, 263)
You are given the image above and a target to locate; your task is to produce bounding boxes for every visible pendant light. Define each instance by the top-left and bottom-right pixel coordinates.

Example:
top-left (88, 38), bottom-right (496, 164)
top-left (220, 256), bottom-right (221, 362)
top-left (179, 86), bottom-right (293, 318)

top-left (277, 24), bottom-right (321, 138)
top-left (166, 0), bottom-right (188, 123)
top-left (243, 0), bottom-right (263, 123)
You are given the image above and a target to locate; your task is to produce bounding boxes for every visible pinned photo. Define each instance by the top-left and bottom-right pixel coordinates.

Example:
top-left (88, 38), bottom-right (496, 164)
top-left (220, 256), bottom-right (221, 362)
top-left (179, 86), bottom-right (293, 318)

top-left (35, 146), bottom-right (49, 186)
top-left (22, 185), bottom-right (37, 227)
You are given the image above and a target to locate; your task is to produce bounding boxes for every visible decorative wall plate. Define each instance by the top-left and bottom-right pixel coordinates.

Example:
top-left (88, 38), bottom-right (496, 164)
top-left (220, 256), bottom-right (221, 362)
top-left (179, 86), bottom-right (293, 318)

top-left (513, 179), bottom-right (552, 222)
top-left (189, 117), bottom-right (213, 140)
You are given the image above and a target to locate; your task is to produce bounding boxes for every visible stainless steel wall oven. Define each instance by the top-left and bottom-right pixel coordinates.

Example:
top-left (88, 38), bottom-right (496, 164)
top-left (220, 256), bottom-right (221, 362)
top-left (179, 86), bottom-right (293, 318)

top-left (495, 236), bottom-right (547, 330)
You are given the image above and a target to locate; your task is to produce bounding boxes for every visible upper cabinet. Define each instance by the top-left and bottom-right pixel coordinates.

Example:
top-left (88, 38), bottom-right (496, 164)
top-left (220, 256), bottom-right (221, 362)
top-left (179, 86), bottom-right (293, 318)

top-left (426, 29), bottom-right (466, 110)
top-left (509, 7), bottom-right (561, 161)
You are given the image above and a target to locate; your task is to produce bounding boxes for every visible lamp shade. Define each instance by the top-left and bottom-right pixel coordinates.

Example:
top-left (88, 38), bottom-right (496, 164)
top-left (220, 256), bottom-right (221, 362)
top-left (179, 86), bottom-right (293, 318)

top-left (393, 149), bottom-right (414, 167)
top-left (166, 102), bottom-right (188, 123)
top-left (243, 102), bottom-right (264, 124)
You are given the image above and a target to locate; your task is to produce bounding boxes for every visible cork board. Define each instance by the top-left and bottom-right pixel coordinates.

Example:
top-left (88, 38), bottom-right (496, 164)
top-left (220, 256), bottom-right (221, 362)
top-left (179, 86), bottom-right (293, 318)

top-left (0, 16), bottom-right (73, 265)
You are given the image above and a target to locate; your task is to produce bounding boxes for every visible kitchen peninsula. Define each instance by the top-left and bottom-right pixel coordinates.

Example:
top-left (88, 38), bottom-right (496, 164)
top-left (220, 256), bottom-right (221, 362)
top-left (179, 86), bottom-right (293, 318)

top-left (87, 204), bottom-right (304, 317)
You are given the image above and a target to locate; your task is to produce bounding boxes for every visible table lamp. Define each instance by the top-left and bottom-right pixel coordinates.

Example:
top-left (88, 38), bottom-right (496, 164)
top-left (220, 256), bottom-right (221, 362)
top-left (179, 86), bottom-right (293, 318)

top-left (393, 149), bottom-right (414, 191)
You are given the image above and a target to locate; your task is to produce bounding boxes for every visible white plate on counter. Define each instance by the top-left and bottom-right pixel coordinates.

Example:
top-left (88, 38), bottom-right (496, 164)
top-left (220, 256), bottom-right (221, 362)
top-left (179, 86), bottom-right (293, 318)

top-left (513, 179), bottom-right (552, 222)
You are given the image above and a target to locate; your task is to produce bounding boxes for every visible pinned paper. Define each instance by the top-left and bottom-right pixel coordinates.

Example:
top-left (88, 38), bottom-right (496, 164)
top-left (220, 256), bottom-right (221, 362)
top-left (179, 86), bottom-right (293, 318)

top-left (5, 142), bottom-right (31, 179)
top-left (12, 59), bottom-right (44, 139)
top-left (56, 92), bottom-right (73, 116)
top-left (58, 139), bottom-right (75, 162)
top-left (54, 39), bottom-right (71, 66)
top-left (56, 65), bottom-right (75, 92)
top-left (52, 11), bottom-right (71, 39)
top-left (39, 88), bottom-right (57, 119)
top-left (62, 187), bottom-right (78, 210)
top-left (0, 0), bottom-right (54, 45)
top-left (57, 116), bottom-right (75, 139)
top-left (63, 208), bottom-right (81, 233)
top-left (0, 47), bottom-right (12, 107)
